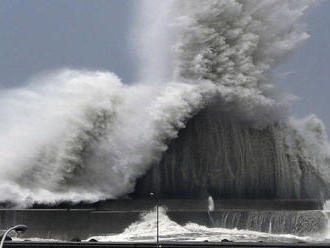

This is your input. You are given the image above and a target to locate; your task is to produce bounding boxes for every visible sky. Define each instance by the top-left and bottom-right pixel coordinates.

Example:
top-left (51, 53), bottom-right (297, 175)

top-left (276, 1), bottom-right (330, 130)
top-left (0, 0), bottom-right (330, 134)
top-left (0, 0), bottom-right (136, 85)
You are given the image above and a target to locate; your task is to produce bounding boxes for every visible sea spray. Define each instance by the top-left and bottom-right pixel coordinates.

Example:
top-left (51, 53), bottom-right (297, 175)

top-left (131, 0), bottom-right (177, 83)
top-left (88, 207), bottom-right (322, 242)
top-left (0, 0), bottom-right (328, 206)
top-left (0, 70), bottom-right (216, 206)
top-left (170, 0), bottom-right (317, 127)
top-left (133, 0), bottom-right (330, 199)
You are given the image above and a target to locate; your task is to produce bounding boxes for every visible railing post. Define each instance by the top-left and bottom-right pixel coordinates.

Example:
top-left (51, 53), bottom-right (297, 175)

top-left (150, 192), bottom-right (159, 248)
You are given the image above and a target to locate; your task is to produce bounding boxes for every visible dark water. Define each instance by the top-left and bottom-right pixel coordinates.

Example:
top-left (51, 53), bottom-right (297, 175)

top-left (134, 103), bottom-right (330, 200)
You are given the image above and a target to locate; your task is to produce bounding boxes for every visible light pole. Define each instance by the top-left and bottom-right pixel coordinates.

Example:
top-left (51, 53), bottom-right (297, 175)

top-left (0, 225), bottom-right (28, 248)
top-left (149, 192), bottom-right (159, 248)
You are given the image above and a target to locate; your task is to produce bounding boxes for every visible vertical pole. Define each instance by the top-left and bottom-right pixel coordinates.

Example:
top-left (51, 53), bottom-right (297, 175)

top-left (156, 199), bottom-right (159, 248)
top-left (150, 192), bottom-right (159, 248)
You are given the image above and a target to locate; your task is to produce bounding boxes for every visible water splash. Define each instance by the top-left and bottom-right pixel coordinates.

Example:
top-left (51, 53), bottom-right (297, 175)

top-left (0, 0), bottom-right (328, 206)
top-left (88, 207), bottom-right (325, 243)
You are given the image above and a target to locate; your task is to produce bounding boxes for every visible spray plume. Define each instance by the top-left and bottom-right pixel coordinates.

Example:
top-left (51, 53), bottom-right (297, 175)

top-left (0, 0), bottom-right (327, 206)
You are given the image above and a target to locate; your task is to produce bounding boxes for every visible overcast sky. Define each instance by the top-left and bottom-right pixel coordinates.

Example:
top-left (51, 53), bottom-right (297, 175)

top-left (0, 0), bottom-right (136, 85)
top-left (1, 0), bottom-right (330, 134)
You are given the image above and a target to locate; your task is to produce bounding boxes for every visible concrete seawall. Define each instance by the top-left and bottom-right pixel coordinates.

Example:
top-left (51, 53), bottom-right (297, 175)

top-left (4, 241), bottom-right (330, 248)
top-left (0, 210), bottom-right (327, 240)
top-left (33, 199), bottom-right (324, 211)
top-left (0, 200), bottom-right (326, 240)
top-left (0, 209), bottom-right (141, 240)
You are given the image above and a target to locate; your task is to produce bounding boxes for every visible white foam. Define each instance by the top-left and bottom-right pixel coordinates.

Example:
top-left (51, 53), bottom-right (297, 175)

top-left (0, 0), bottom-right (328, 206)
top-left (89, 207), bottom-right (322, 243)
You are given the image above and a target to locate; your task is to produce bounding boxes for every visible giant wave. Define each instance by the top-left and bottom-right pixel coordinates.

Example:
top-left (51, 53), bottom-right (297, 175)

top-left (0, 0), bottom-right (329, 207)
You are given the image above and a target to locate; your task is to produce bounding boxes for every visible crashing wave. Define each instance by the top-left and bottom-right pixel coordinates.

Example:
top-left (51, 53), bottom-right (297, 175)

top-left (0, 0), bottom-right (328, 206)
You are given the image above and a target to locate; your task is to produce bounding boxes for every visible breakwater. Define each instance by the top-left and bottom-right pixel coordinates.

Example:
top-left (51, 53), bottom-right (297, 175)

top-left (0, 200), bottom-right (326, 240)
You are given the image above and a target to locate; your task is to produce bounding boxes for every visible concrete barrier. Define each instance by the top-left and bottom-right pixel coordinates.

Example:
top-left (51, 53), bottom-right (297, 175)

top-left (0, 200), bottom-right (325, 240)
top-left (0, 209), bottom-right (141, 240)
top-left (32, 199), bottom-right (324, 211)
top-left (0, 209), bottom-right (327, 240)
top-left (3, 241), bottom-right (330, 248)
